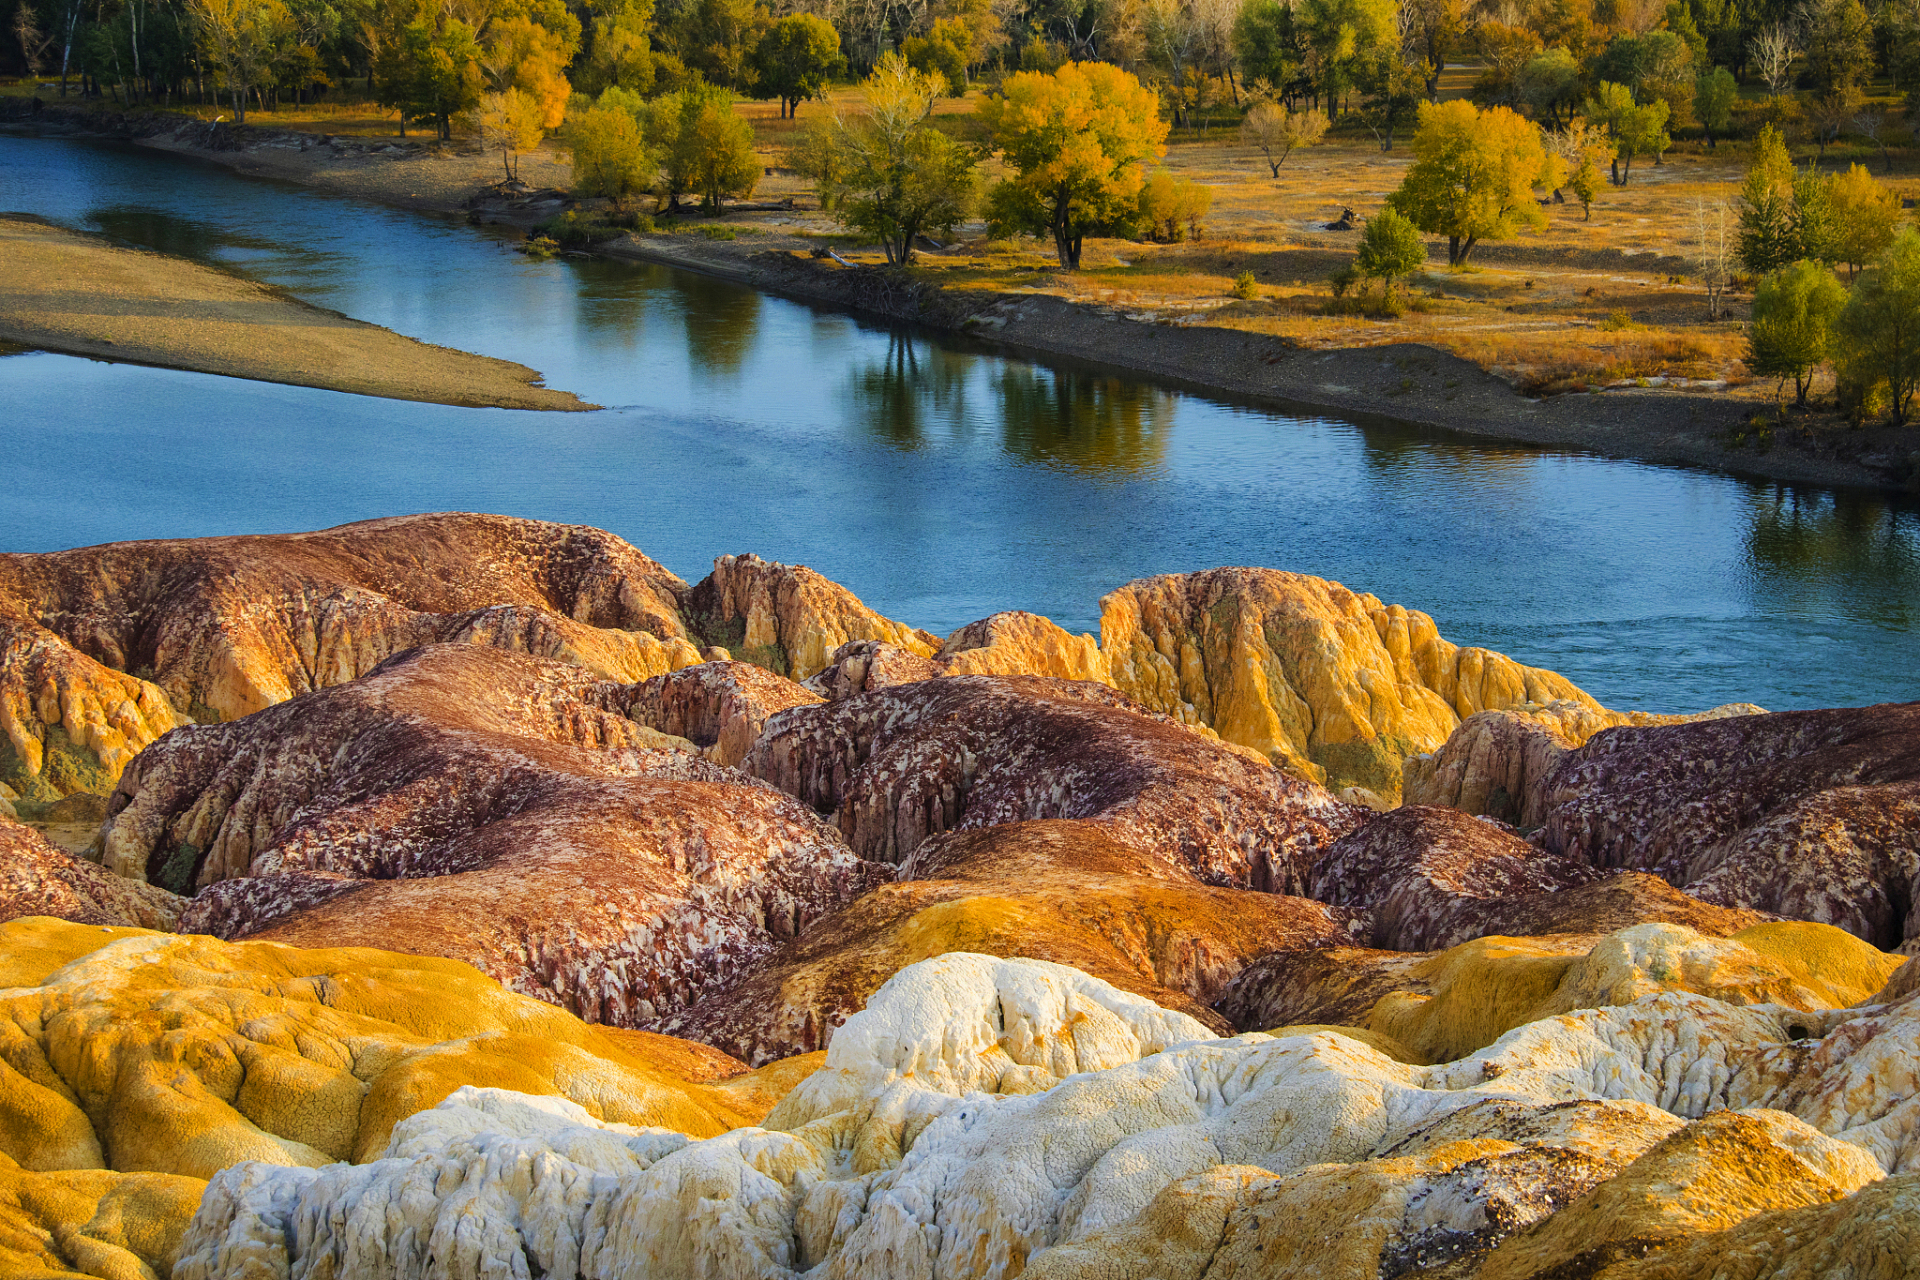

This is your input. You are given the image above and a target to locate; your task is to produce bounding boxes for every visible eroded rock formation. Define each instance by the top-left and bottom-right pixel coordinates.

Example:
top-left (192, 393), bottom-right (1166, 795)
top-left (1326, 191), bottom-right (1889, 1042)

top-left (743, 674), bottom-right (1366, 887)
top-left (98, 644), bottom-right (885, 1024)
top-left (687, 553), bottom-right (939, 680)
top-left (654, 819), bottom-right (1363, 1063)
top-left (0, 816), bottom-right (184, 930)
top-left (172, 948), bottom-right (1920, 1280)
top-left (1528, 702), bottom-right (1920, 949)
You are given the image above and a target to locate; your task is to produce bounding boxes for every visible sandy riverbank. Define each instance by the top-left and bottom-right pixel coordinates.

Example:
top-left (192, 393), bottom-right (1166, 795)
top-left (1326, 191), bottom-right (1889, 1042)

top-left (0, 213), bottom-right (590, 411)
top-left (7, 99), bottom-right (1918, 490)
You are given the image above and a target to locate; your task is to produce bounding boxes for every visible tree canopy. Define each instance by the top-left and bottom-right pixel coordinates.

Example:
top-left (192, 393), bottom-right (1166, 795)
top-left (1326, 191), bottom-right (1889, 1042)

top-left (747, 12), bottom-right (841, 118)
top-left (1386, 98), bottom-right (1560, 266)
top-left (977, 60), bottom-right (1168, 270)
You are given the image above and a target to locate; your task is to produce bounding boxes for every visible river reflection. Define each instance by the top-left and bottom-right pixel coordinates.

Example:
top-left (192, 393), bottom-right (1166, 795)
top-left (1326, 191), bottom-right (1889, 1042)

top-left (3, 133), bottom-right (1917, 714)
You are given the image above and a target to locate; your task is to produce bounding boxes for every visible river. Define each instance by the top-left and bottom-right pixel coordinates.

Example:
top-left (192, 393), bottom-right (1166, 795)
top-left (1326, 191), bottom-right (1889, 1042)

top-left (2, 133), bottom-right (1916, 714)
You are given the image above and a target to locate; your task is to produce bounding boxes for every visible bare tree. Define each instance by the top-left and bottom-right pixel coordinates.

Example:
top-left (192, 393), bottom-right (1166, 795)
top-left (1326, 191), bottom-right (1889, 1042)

top-left (1855, 108), bottom-right (1894, 172)
top-left (1750, 24), bottom-right (1798, 100)
top-left (12, 2), bottom-right (53, 77)
top-left (1695, 196), bottom-right (1735, 320)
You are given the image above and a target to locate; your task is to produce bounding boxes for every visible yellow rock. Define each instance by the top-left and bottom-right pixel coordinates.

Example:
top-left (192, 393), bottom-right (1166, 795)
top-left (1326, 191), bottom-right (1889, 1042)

top-left (1095, 568), bottom-right (1631, 799)
top-left (1369, 922), bottom-right (1904, 1065)
top-left (939, 612), bottom-right (1111, 684)
top-left (0, 918), bottom-right (815, 1183)
top-left (1476, 1109), bottom-right (1885, 1280)
top-left (692, 554), bottom-right (939, 680)
top-left (0, 1153), bottom-right (206, 1280)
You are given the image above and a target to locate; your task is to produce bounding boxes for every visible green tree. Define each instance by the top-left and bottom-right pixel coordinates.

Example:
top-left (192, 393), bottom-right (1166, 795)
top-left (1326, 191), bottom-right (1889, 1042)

top-left (1738, 125), bottom-right (1797, 274)
top-left (749, 12), bottom-right (842, 118)
top-left (1294, 0), bottom-right (1394, 112)
top-left (904, 16), bottom-right (971, 97)
top-left (653, 79), bottom-right (759, 210)
top-left (798, 55), bottom-right (976, 264)
top-left (1518, 47), bottom-right (1581, 128)
top-left (1747, 260), bottom-right (1847, 407)
top-left (1355, 205), bottom-right (1427, 298)
top-left (1828, 163), bottom-right (1901, 281)
top-left (185, 0), bottom-right (288, 124)
top-left (1790, 164), bottom-right (1837, 267)
top-left (1231, 0), bottom-right (1298, 92)
top-left (1799, 0), bottom-right (1873, 100)
top-left (1584, 80), bottom-right (1669, 185)
top-left (669, 0), bottom-right (766, 90)
top-left (567, 97), bottom-right (657, 208)
top-left (580, 0), bottom-right (655, 95)
top-left (977, 60), bottom-right (1169, 269)
top-left (1386, 98), bottom-right (1562, 266)
top-left (1834, 227), bottom-right (1920, 424)
top-left (370, 0), bottom-right (482, 140)
top-left (1694, 65), bottom-right (1735, 148)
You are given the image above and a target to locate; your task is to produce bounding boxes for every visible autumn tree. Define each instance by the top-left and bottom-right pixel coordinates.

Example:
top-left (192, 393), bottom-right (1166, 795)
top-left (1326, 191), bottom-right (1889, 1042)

top-left (1748, 260), bottom-right (1846, 409)
top-left (1835, 227), bottom-right (1920, 424)
top-left (978, 61), bottom-right (1169, 269)
top-left (904, 16), bottom-right (972, 96)
top-left (797, 55), bottom-right (975, 264)
top-left (748, 13), bottom-right (842, 118)
top-left (567, 95), bottom-right (656, 208)
top-left (1239, 101), bottom-right (1328, 174)
top-left (482, 15), bottom-right (571, 130)
top-left (652, 79), bottom-right (759, 210)
top-left (1386, 98), bottom-right (1561, 266)
top-left (1550, 118), bottom-right (1612, 218)
top-left (475, 87), bottom-right (544, 178)
top-left (1136, 168), bottom-right (1213, 241)
top-left (186, 0), bottom-right (288, 123)
top-left (1828, 163), bottom-right (1900, 281)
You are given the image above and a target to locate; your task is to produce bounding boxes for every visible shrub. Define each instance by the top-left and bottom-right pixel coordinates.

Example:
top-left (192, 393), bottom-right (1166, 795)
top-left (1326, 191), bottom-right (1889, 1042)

top-left (1232, 270), bottom-right (1260, 300)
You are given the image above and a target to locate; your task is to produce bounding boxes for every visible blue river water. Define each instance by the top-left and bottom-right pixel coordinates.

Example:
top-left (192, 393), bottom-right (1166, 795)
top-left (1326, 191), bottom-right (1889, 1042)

top-left (2, 133), bottom-right (1916, 713)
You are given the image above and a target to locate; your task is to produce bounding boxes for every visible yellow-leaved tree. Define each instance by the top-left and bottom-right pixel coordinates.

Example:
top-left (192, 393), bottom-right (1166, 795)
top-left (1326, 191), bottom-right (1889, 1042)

top-left (1386, 99), bottom-right (1561, 267)
top-left (482, 15), bottom-right (573, 130)
top-left (1827, 163), bottom-right (1901, 282)
top-left (978, 61), bottom-right (1169, 270)
top-left (474, 87), bottom-right (545, 179)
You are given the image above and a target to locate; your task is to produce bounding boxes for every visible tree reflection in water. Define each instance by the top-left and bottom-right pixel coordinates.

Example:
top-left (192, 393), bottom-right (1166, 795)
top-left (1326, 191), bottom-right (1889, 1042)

top-left (1744, 489), bottom-right (1920, 629)
top-left (677, 271), bottom-right (762, 378)
top-left (994, 365), bottom-right (1172, 478)
top-left (846, 332), bottom-right (974, 447)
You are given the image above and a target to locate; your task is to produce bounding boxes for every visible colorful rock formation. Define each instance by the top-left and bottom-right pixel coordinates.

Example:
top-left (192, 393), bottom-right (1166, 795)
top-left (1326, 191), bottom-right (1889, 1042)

top-left (97, 644), bottom-right (885, 1025)
top-left (171, 947), bottom-right (1920, 1280)
top-left (654, 819), bottom-right (1364, 1064)
top-left (742, 674), bottom-right (1365, 888)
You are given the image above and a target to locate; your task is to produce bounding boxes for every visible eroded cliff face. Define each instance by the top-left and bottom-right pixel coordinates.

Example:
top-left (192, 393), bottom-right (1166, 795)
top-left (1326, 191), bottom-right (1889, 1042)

top-left (166, 948), bottom-right (1920, 1280)
top-left (742, 674), bottom-right (1366, 889)
top-left (0, 514), bottom-right (707, 803)
top-left (93, 644), bottom-right (887, 1026)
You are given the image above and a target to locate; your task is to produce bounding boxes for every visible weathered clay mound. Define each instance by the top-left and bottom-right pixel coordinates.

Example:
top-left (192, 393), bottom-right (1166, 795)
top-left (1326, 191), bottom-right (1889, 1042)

top-left (0, 513), bottom-right (707, 804)
top-left (743, 673), bottom-right (1366, 888)
top-left (0, 918), bottom-right (817, 1279)
top-left (1218, 920), bottom-right (1901, 1065)
top-left (1308, 804), bottom-right (1601, 950)
top-left (597, 659), bottom-right (821, 767)
top-left (0, 816), bottom-right (183, 930)
top-left (1532, 702), bottom-right (1920, 949)
top-left (97, 644), bottom-right (884, 1024)
top-left (653, 819), bottom-right (1363, 1063)
top-left (173, 949), bottom-right (1920, 1280)
top-left (686, 552), bottom-right (939, 679)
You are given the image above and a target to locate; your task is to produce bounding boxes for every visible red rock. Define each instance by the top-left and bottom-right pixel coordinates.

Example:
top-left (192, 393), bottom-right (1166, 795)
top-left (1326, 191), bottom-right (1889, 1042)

top-left (1308, 805), bottom-right (1604, 950)
top-left (102, 644), bottom-right (886, 1025)
top-left (1533, 704), bottom-right (1920, 948)
top-left (0, 816), bottom-right (183, 930)
top-left (603, 660), bottom-right (822, 767)
top-left (742, 674), bottom-right (1368, 891)
top-left (0, 514), bottom-right (706, 802)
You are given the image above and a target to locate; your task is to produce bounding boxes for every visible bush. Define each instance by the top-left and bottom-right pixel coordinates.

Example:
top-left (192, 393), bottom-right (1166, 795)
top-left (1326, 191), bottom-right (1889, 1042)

top-left (1232, 270), bottom-right (1259, 300)
top-left (1329, 262), bottom-right (1362, 297)
top-left (1135, 170), bottom-right (1213, 243)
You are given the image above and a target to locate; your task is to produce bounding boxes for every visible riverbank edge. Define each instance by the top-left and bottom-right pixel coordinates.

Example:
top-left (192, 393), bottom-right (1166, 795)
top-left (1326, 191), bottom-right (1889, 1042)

top-left (6, 96), bottom-right (1916, 495)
